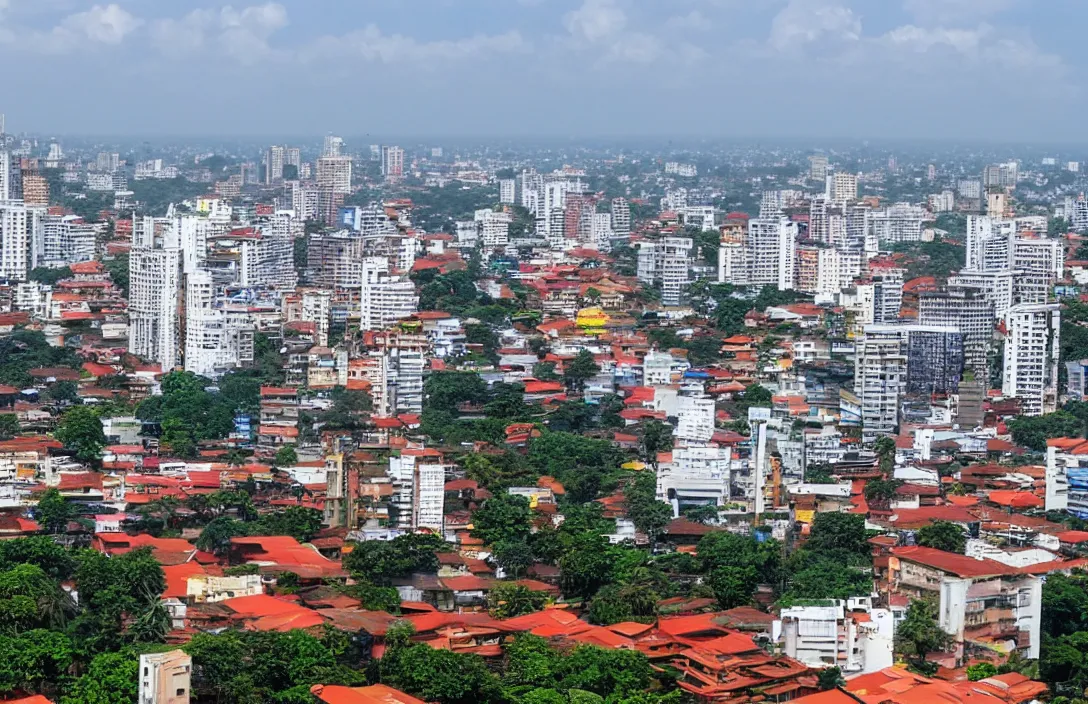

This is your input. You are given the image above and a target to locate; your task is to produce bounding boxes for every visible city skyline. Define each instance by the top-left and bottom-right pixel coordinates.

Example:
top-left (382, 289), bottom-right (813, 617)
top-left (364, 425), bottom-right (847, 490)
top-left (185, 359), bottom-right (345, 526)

top-left (0, 0), bottom-right (1082, 139)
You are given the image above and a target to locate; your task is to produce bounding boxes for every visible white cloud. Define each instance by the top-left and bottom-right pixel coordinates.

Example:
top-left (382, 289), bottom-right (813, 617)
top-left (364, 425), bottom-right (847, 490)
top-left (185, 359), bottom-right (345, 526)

top-left (882, 24), bottom-right (988, 55)
top-left (63, 3), bottom-right (141, 44)
top-left (150, 3), bottom-right (287, 63)
top-left (770, 0), bottom-right (860, 51)
top-left (303, 26), bottom-right (528, 65)
top-left (563, 0), bottom-right (626, 43)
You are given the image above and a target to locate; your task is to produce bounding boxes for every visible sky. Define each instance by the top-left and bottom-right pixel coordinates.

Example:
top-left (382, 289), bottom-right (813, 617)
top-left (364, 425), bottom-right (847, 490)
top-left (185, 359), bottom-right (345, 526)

top-left (1, 0), bottom-right (1083, 140)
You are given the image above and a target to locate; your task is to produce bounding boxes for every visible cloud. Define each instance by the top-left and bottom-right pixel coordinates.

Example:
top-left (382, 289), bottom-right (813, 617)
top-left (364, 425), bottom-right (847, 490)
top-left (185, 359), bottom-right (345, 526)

top-left (303, 26), bottom-right (528, 65)
top-left (151, 3), bottom-right (287, 63)
top-left (22, 3), bottom-right (142, 53)
top-left (769, 0), bottom-right (860, 51)
top-left (563, 0), bottom-right (626, 42)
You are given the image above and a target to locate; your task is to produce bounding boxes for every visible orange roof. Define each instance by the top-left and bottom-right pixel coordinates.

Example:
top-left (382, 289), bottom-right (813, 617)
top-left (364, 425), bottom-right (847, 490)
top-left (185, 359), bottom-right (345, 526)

top-left (891, 546), bottom-right (1016, 578)
top-left (162, 561), bottom-right (206, 599)
top-left (311, 684), bottom-right (428, 704)
top-left (789, 690), bottom-right (860, 704)
top-left (986, 491), bottom-right (1042, 509)
top-left (1058, 530), bottom-right (1088, 544)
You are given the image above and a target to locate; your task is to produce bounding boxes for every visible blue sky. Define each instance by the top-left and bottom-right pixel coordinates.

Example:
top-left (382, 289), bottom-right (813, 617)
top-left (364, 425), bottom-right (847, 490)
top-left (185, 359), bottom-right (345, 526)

top-left (2, 0), bottom-right (1082, 140)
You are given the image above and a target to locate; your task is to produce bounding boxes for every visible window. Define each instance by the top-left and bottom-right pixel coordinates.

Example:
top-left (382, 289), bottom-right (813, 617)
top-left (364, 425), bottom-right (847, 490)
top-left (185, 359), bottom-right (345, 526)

top-left (176, 689), bottom-right (186, 696)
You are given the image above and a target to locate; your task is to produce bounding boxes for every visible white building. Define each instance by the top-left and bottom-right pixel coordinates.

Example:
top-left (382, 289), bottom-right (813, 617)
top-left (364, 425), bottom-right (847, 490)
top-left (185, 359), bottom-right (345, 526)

top-left (0, 200), bottom-right (28, 281)
top-left (241, 211), bottom-right (298, 291)
top-left (1002, 304), bottom-right (1060, 417)
top-left (828, 172), bottom-right (858, 202)
top-left (611, 198), bottom-right (631, 239)
top-left (676, 394), bottom-right (715, 444)
top-left (499, 179), bottom-right (516, 204)
top-left (777, 598), bottom-right (894, 674)
top-left (381, 146), bottom-right (405, 180)
top-left (855, 327), bottom-right (906, 442)
top-left (870, 203), bottom-right (929, 244)
top-left (316, 156), bottom-right (353, 195)
top-left (637, 237), bottom-right (693, 306)
top-left (129, 246), bottom-right (181, 371)
top-left (360, 257), bottom-right (418, 331)
top-left (656, 445), bottom-right (731, 517)
top-left (746, 216), bottom-right (797, 290)
top-left (474, 208), bottom-right (511, 248)
top-left (387, 452), bottom-right (446, 532)
top-left (138, 650), bottom-right (192, 704)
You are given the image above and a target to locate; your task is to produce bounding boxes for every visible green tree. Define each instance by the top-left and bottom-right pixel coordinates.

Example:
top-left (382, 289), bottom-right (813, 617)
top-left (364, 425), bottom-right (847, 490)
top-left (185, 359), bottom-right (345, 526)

top-left (1008, 411), bottom-right (1085, 452)
top-left (806, 513), bottom-right (870, 561)
top-left (491, 539), bottom-right (534, 579)
top-left (708, 565), bottom-right (758, 609)
top-left (559, 533), bottom-right (614, 600)
top-left (895, 600), bottom-right (952, 671)
top-left (563, 350), bottom-right (600, 394)
top-left (488, 582), bottom-right (547, 619)
top-left (250, 507), bottom-right (324, 543)
top-left (0, 628), bottom-right (74, 697)
top-left (966, 663), bottom-right (998, 681)
top-left (343, 533), bottom-right (449, 586)
top-left (874, 436), bottom-right (896, 473)
top-left (641, 421), bottom-right (674, 469)
top-left (818, 667), bottom-right (845, 690)
top-left (916, 521), bottom-right (966, 554)
top-left (0, 536), bottom-right (76, 580)
top-left (471, 494), bottom-right (533, 546)
top-left (623, 471), bottom-right (672, 541)
top-left (273, 444), bottom-right (298, 467)
top-left (35, 488), bottom-right (73, 535)
top-left (195, 516), bottom-right (248, 556)
top-left (1042, 572), bottom-right (1088, 638)
top-left (532, 361), bottom-right (560, 381)
top-left (29, 266), bottom-right (72, 286)
top-left (864, 478), bottom-right (902, 503)
top-left (54, 406), bottom-right (107, 464)
top-left (0, 414), bottom-right (19, 440)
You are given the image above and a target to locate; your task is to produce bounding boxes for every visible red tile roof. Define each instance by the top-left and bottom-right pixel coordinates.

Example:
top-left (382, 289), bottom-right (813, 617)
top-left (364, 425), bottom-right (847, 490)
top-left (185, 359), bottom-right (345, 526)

top-left (891, 546), bottom-right (1016, 578)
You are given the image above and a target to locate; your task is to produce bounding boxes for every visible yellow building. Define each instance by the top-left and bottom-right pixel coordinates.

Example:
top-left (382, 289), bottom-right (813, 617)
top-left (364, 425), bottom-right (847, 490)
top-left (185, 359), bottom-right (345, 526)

top-left (576, 307), bottom-right (609, 335)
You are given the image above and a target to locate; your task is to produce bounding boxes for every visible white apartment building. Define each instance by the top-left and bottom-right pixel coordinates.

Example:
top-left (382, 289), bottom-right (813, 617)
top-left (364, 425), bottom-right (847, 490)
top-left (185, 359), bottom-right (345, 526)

top-left (184, 270), bottom-right (253, 379)
top-left (804, 426), bottom-right (844, 467)
top-left (828, 172), bottom-right (858, 202)
top-left (778, 598), bottom-right (894, 674)
top-left (0, 201), bottom-right (28, 281)
top-left (637, 237), bottom-right (693, 306)
top-left (870, 203), bottom-right (929, 243)
top-left (265, 145), bottom-right (285, 183)
top-left (676, 394), bottom-right (715, 444)
top-left (316, 156), bottom-right (352, 195)
top-left (592, 212), bottom-right (613, 252)
top-left (499, 179), bottom-right (516, 204)
top-left (611, 198), bottom-right (631, 239)
top-left (872, 270), bottom-right (904, 324)
top-left (746, 216), bottom-right (797, 290)
top-left (474, 208), bottom-right (510, 248)
top-left (1014, 237), bottom-right (1064, 281)
top-left (965, 215), bottom-right (1015, 271)
top-left (1002, 303), bottom-right (1060, 417)
top-left (33, 213), bottom-right (95, 269)
top-left (129, 246), bottom-right (181, 371)
top-left (808, 196), bottom-right (847, 248)
top-left (656, 445), bottom-right (731, 517)
top-left (929, 191), bottom-right (955, 213)
top-left (362, 330), bottom-right (428, 417)
top-left (300, 289), bottom-right (331, 347)
top-left (241, 211), bottom-right (298, 291)
top-left (360, 257), bottom-right (418, 331)
top-left (643, 349), bottom-right (680, 386)
top-left (918, 287), bottom-right (995, 379)
top-left (381, 146), bottom-right (404, 180)
top-left (387, 452), bottom-right (446, 532)
top-left (855, 327), bottom-right (906, 442)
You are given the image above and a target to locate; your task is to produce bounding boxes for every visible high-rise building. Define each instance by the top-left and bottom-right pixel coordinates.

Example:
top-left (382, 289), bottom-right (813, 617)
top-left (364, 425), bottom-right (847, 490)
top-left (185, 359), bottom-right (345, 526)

top-left (829, 172), bottom-right (858, 202)
top-left (316, 156), bottom-right (352, 195)
top-left (265, 145), bottom-right (285, 184)
top-left (809, 155), bottom-right (829, 182)
top-left (0, 201), bottom-right (29, 281)
top-left (855, 327), bottom-right (906, 443)
top-left (637, 237), bottom-right (693, 306)
top-left (240, 211), bottom-right (298, 291)
top-left (475, 208), bottom-right (510, 248)
top-left (499, 178), bottom-right (516, 204)
top-left (746, 215), bottom-right (797, 290)
top-left (129, 245), bottom-right (181, 371)
top-left (918, 287), bottom-right (995, 382)
top-left (381, 146), bottom-right (404, 180)
top-left (184, 269), bottom-right (254, 379)
top-left (611, 197), bottom-right (631, 240)
top-left (360, 257), bottom-right (418, 331)
top-left (870, 203), bottom-right (929, 243)
top-left (872, 270), bottom-right (904, 324)
top-left (323, 135), bottom-right (344, 158)
top-left (592, 212), bottom-right (613, 252)
top-left (1003, 304), bottom-right (1060, 417)
top-left (36, 214), bottom-right (96, 269)
top-left (20, 172), bottom-right (47, 205)
top-left (656, 445), bottom-right (731, 517)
